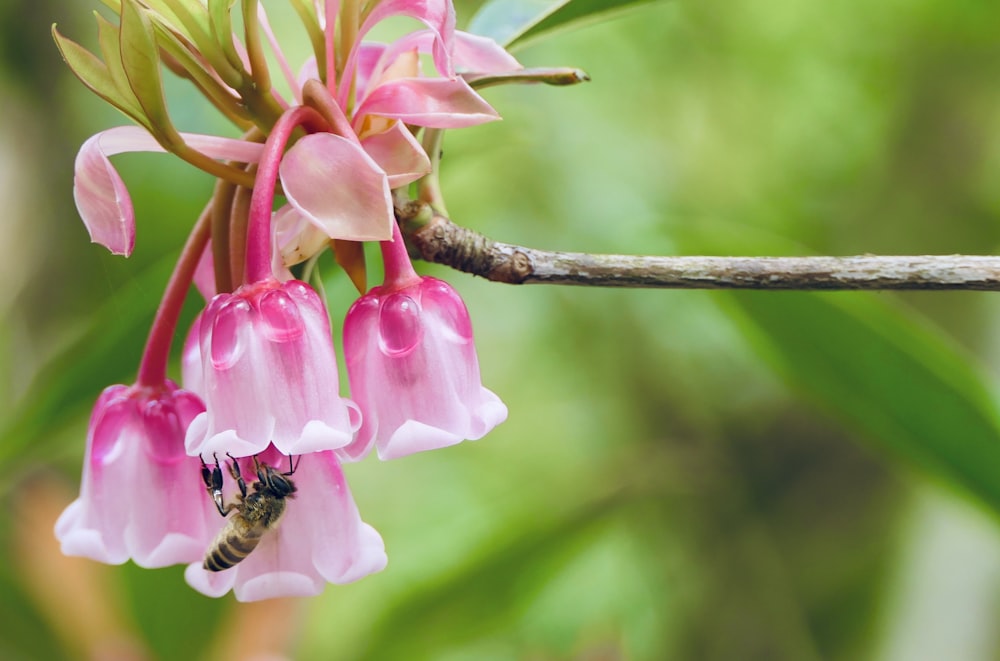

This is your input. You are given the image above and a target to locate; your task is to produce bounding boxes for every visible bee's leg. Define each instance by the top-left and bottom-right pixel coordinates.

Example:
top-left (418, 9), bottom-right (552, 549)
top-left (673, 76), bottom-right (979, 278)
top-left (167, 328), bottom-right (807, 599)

top-left (225, 452), bottom-right (248, 499)
top-left (200, 453), bottom-right (227, 517)
top-left (252, 454), bottom-right (267, 483)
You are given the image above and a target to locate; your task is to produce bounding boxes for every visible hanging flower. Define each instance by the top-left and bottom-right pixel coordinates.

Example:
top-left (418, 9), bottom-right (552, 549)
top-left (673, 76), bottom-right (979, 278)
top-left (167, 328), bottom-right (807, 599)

top-left (342, 276), bottom-right (507, 460)
top-left (184, 278), bottom-right (361, 458)
top-left (340, 217), bottom-right (506, 461)
top-left (56, 382), bottom-right (217, 567)
top-left (184, 445), bottom-right (386, 602)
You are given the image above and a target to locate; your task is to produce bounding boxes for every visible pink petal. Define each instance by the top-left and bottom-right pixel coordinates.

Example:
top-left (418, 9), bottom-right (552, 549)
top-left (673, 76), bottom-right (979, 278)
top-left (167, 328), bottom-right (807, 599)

top-left (182, 133), bottom-right (268, 162)
top-left (360, 122), bottom-right (431, 188)
top-left (280, 133), bottom-right (394, 241)
top-left (381, 30), bottom-right (521, 75)
top-left (74, 127), bottom-right (265, 256)
top-left (453, 31), bottom-right (523, 74)
top-left (273, 204), bottom-right (330, 269)
top-left (353, 43), bottom-right (390, 99)
top-left (354, 77), bottom-right (499, 128)
top-left (73, 131), bottom-right (146, 256)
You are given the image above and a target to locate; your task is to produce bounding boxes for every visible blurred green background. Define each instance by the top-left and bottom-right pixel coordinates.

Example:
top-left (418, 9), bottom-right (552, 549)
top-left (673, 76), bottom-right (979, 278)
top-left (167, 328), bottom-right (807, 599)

top-left (4, 0), bottom-right (1000, 659)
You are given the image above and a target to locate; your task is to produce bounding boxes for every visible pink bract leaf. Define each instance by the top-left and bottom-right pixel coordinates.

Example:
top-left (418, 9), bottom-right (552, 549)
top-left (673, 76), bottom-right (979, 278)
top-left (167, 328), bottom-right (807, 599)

top-left (273, 204), bottom-right (330, 269)
top-left (355, 77), bottom-right (499, 128)
top-left (74, 126), bottom-right (265, 256)
top-left (357, 0), bottom-right (455, 76)
top-left (353, 43), bottom-right (389, 97)
top-left (453, 30), bottom-right (523, 73)
top-left (383, 30), bottom-right (521, 75)
top-left (360, 122), bottom-right (431, 188)
top-left (73, 130), bottom-right (148, 256)
top-left (337, 0), bottom-right (455, 106)
top-left (280, 133), bottom-right (394, 241)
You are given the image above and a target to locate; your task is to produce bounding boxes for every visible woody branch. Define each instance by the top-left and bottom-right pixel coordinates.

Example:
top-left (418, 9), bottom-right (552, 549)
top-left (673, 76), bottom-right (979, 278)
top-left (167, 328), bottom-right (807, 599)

top-left (399, 205), bottom-right (1000, 291)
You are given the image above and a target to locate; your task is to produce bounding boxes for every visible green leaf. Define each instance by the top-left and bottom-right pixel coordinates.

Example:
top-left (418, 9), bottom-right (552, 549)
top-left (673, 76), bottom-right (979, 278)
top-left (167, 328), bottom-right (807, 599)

top-left (724, 291), bottom-right (1000, 512)
top-left (207, 0), bottom-right (242, 75)
top-left (147, 0), bottom-right (214, 51)
top-left (96, 14), bottom-right (130, 94)
top-left (119, 0), bottom-right (176, 142)
top-left (468, 0), bottom-right (664, 50)
top-left (153, 22), bottom-right (253, 129)
top-left (465, 66), bottom-right (591, 89)
top-left (145, 0), bottom-right (245, 88)
top-left (51, 24), bottom-right (148, 128)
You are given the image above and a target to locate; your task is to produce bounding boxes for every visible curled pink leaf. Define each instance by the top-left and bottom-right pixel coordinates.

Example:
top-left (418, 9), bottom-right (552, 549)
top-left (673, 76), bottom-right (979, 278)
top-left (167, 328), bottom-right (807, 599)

top-left (360, 121), bottom-right (432, 188)
top-left (453, 31), bottom-right (523, 73)
top-left (280, 133), bottom-right (394, 241)
top-left (74, 126), bottom-right (265, 256)
top-left (383, 30), bottom-right (522, 75)
top-left (347, 0), bottom-right (456, 92)
top-left (272, 204), bottom-right (330, 270)
top-left (355, 77), bottom-right (500, 128)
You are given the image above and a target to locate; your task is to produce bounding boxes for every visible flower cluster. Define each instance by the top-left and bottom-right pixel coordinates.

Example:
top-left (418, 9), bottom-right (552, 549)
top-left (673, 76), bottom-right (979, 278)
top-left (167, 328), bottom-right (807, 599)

top-left (54, 0), bottom-right (521, 601)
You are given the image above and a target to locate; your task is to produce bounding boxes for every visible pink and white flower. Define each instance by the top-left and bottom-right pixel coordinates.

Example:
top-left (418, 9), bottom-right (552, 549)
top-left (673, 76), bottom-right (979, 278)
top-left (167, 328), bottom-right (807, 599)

top-left (184, 445), bottom-right (386, 602)
top-left (341, 276), bottom-right (507, 461)
top-left (184, 278), bottom-right (361, 458)
top-left (56, 382), bottom-right (216, 567)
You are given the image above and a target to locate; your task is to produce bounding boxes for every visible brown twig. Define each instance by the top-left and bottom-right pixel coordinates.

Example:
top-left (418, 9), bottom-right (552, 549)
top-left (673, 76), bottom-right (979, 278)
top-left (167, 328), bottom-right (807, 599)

top-left (403, 209), bottom-right (1000, 291)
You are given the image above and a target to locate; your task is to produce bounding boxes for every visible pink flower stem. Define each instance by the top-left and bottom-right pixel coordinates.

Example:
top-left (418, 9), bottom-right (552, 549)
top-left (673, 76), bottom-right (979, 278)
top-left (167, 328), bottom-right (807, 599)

top-left (136, 202), bottom-right (213, 388)
top-left (244, 105), bottom-right (331, 284)
top-left (379, 220), bottom-right (422, 292)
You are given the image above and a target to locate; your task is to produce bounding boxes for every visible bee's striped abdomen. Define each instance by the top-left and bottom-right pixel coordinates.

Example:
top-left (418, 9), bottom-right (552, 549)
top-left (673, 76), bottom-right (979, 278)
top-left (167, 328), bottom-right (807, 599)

top-left (203, 524), bottom-right (264, 571)
top-left (200, 458), bottom-right (295, 573)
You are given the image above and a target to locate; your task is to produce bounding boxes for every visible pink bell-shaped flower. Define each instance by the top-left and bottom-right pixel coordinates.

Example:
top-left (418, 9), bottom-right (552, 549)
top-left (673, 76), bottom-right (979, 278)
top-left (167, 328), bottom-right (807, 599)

top-left (56, 382), bottom-right (217, 568)
top-left (185, 278), bottom-right (361, 458)
top-left (184, 445), bottom-right (386, 602)
top-left (341, 276), bottom-right (507, 461)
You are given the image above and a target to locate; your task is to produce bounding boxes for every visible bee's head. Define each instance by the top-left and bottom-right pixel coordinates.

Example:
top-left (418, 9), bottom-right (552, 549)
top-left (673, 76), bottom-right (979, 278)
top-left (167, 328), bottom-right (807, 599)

top-left (261, 464), bottom-right (297, 497)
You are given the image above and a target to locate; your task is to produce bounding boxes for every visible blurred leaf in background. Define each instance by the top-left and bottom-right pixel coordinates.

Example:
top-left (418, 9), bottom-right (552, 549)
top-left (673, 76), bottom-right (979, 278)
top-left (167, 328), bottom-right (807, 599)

top-left (4, 0), bottom-right (1000, 660)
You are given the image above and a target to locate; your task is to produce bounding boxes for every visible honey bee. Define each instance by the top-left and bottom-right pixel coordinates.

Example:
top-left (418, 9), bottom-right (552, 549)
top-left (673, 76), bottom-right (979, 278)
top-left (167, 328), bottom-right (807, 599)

top-left (200, 453), bottom-right (298, 572)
